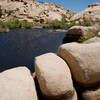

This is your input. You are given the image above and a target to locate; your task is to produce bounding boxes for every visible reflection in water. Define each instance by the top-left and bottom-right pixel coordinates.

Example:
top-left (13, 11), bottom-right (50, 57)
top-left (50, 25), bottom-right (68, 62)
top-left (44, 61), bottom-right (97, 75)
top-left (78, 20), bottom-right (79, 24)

top-left (0, 28), bottom-right (66, 72)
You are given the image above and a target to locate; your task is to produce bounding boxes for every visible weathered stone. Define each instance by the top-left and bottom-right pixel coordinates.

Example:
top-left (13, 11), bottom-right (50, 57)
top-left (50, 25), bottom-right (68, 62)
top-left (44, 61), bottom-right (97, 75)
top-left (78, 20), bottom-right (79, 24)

top-left (63, 25), bottom-right (99, 43)
top-left (97, 32), bottom-right (100, 37)
top-left (71, 3), bottom-right (100, 23)
top-left (35, 53), bottom-right (77, 100)
top-left (0, 0), bottom-right (74, 23)
top-left (83, 88), bottom-right (100, 100)
top-left (57, 42), bottom-right (100, 87)
top-left (88, 3), bottom-right (100, 8)
top-left (0, 27), bottom-right (10, 33)
top-left (83, 36), bottom-right (100, 43)
top-left (63, 26), bottom-right (89, 43)
top-left (0, 67), bottom-right (38, 100)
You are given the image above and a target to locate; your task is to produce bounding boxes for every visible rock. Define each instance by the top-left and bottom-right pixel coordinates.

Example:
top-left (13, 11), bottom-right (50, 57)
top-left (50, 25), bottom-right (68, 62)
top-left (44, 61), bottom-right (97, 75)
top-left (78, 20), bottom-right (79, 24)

top-left (83, 36), bottom-right (100, 43)
top-left (63, 26), bottom-right (85, 43)
top-left (32, 72), bottom-right (36, 78)
top-left (0, 27), bottom-right (10, 33)
top-left (57, 42), bottom-right (100, 87)
top-left (49, 29), bottom-right (67, 32)
top-left (0, 67), bottom-right (38, 100)
top-left (73, 90), bottom-right (78, 100)
top-left (75, 21), bottom-right (79, 24)
top-left (97, 32), bottom-right (100, 37)
top-left (88, 3), bottom-right (100, 8)
top-left (70, 3), bottom-right (100, 23)
top-left (0, 0), bottom-right (74, 23)
top-left (67, 26), bottom-right (88, 36)
top-left (35, 53), bottom-right (77, 100)
top-left (55, 29), bottom-right (67, 32)
top-left (83, 88), bottom-right (100, 100)
top-left (63, 25), bottom-right (99, 43)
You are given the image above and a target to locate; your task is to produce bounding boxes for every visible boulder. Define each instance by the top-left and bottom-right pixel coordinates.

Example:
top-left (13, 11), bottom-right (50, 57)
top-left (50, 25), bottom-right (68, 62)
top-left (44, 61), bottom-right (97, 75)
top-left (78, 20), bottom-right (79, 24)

top-left (0, 27), bottom-right (10, 33)
top-left (83, 88), bottom-right (100, 100)
top-left (63, 26), bottom-right (86, 43)
top-left (57, 42), bottom-right (100, 87)
top-left (97, 32), bottom-right (100, 37)
top-left (63, 25), bottom-right (99, 43)
top-left (0, 67), bottom-right (38, 100)
top-left (72, 90), bottom-right (78, 100)
top-left (83, 36), bottom-right (100, 43)
top-left (35, 53), bottom-right (77, 100)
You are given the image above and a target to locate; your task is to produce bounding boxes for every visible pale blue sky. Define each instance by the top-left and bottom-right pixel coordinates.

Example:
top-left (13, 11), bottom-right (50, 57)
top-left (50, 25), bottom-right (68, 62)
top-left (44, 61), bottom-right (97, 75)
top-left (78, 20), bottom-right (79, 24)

top-left (36, 0), bottom-right (100, 12)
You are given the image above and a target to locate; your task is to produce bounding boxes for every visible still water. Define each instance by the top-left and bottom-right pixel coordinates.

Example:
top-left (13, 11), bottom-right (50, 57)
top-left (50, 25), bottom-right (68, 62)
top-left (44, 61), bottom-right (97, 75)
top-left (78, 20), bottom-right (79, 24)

top-left (0, 28), bottom-right (66, 72)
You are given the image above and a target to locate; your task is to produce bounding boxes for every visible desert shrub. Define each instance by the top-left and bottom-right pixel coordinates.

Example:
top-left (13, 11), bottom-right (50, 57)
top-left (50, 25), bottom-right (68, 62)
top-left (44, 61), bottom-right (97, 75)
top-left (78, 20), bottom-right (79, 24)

top-left (66, 21), bottom-right (76, 28)
top-left (50, 19), bottom-right (63, 28)
top-left (43, 19), bottom-right (67, 28)
top-left (20, 21), bottom-right (33, 28)
top-left (5, 21), bottom-right (16, 29)
top-left (81, 19), bottom-right (91, 26)
top-left (0, 20), bottom-right (33, 29)
top-left (98, 24), bottom-right (100, 29)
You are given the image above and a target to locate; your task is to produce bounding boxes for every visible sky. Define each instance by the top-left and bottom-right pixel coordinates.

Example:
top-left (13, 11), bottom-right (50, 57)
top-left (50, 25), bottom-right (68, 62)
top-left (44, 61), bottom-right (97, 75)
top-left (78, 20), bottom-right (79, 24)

top-left (36, 0), bottom-right (100, 12)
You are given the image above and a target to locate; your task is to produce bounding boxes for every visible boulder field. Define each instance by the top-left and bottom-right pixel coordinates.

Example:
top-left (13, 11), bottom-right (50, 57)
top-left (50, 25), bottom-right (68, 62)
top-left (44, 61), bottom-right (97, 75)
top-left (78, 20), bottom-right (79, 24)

top-left (1, 42), bottom-right (100, 100)
top-left (70, 3), bottom-right (100, 23)
top-left (0, 0), bottom-right (74, 23)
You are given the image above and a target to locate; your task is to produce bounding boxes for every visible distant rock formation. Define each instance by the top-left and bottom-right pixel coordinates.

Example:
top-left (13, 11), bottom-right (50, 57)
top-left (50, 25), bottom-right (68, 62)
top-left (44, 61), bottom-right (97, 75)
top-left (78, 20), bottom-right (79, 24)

top-left (70, 3), bottom-right (100, 23)
top-left (88, 3), bottom-right (100, 8)
top-left (0, 0), bottom-right (74, 23)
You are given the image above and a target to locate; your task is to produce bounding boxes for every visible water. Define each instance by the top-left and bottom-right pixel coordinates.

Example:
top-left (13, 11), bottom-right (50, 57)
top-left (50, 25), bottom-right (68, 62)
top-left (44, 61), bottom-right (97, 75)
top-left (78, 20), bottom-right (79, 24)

top-left (0, 28), bottom-right (66, 72)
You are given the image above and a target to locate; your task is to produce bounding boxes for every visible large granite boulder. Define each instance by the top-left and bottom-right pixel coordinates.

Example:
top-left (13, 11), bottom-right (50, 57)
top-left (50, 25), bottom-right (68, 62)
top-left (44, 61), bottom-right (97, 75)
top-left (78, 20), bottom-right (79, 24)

top-left (35, 53), bottom-right (77, 100)
top-left (63, 25), bottom-right (99, 43)
top-left (57, 42), bottom-right (100, 87)
top-left (63, 26), bottom-right (87, 43)
top-left (0, 67), bottom-right (38, 100)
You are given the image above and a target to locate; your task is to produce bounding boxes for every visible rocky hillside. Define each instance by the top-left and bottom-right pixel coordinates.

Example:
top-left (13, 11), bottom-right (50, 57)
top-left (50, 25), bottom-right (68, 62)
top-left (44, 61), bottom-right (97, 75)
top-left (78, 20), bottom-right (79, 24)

top-left (0, 0), bottom-right (74, 23)
top-left (70, 3), bottom-right (100, 24)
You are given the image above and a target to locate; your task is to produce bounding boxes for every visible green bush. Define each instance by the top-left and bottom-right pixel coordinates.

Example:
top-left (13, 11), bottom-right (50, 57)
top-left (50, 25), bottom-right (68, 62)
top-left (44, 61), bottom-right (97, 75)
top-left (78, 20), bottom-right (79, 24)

top-left (65, 19), bottom-right (91, 28)
top-left (66, 21), bottom-right (76, 28)
top-left (20, 21), bottom-right (33, 28)
top-left (0, 20), bottom-right (33, 29)
top-left (81, 19), bottom-right (91, 26)
top-left (43, 19), bottom-right (67, 28)
top-left (51, 19), bottom-right (63, 28)
top-left (5, 21), bottom-right (16, 29)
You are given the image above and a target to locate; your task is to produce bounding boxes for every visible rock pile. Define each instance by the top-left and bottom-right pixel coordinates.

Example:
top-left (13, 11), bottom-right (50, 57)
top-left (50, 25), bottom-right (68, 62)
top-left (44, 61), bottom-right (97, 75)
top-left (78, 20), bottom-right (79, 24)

top-left (0, 0), bottom-right (74, 23)
top-left (70, 3), bottom-right (100, 23)
top-left (1, 42), bottom-right (100, 100)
